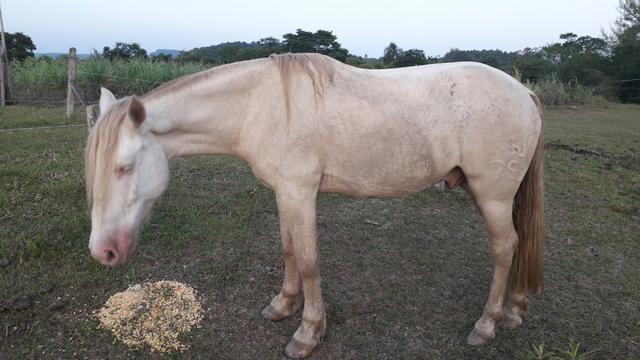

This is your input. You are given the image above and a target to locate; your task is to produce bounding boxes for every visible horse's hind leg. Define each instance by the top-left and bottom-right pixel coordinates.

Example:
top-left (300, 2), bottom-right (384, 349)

top-left (503, 289), bottom-right (527, 329)
top-left (465, 192), bottom-right (518, 345)
top-left (261, 213), bottom-right (303, 321)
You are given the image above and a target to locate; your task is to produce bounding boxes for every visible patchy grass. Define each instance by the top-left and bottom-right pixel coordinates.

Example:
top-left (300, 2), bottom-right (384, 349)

top-left (516, 339), bottom-right (599, 360)
top-left (0, 106), bottom-right (85, 130)
top-left (0, 105), bottom-right (638, 359)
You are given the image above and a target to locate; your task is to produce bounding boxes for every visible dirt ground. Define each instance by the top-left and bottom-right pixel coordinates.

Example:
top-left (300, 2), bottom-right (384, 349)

top-left (1, 105), bottom-right (639, 359)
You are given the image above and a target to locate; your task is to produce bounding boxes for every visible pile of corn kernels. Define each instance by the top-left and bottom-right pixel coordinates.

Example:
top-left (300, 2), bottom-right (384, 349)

top-left (98, 280), bottom-right (203, 352)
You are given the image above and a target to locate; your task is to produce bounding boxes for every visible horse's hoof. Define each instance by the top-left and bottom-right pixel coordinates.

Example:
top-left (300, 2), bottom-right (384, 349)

top-left (261, 305), bottom-right (287, 322)
top-left (284, 338), bottom-right (316, 359)
top-left (502, 313), bottom-right (523, 329)
top-left (467, 327), bottom-right (494, 346)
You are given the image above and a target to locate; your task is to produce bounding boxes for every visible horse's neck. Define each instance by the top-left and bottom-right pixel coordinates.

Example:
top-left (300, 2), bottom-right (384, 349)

top-left (142, 61), bottom-right (267, 159)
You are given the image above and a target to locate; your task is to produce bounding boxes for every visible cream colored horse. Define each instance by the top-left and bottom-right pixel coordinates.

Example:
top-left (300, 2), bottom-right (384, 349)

top-left (85, 53), bottom-right (544, 358)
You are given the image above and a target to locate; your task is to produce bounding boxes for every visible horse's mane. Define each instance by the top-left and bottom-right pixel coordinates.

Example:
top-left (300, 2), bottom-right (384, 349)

top-left (269, 53), bottom-right (336, 96)
top-left (84, 98), bottom-right (133, 209)
top-left (145, 53), bottom-right (337, 108)
top-left (269, 53), bottom-right (336, 122)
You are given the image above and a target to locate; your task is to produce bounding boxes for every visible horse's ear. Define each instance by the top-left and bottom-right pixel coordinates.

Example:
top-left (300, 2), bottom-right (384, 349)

top-left (128, 96), bottom-right (146, 126)
top-left (99, 87), bottom-right (117, 114)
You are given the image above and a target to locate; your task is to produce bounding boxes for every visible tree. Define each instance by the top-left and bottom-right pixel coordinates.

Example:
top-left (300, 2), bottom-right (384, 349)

top-left (102, 42), bottom-right (148, 60)
top-left (541, 33), bottom-right (610, 86)
top-left (382, 43), bottom-right (431, 68)
top-left (179, 41), bottom-right (270, 64)
top-left (513, 47), bottom-right (555, 82)
top-left (257, 37), bottom-right (282, 53)
top-left (345, 55), bottom-right (380, 69)
top-left (383, 42), bottom-right (399, 66)
top-left (5, 32), bottom-right (36, 61)
top-left (281, 29), bottom-right (350, 61)
top-left (609, 0), bottom-right (640, 101)
top-left (442, 48), bottom-right (517, 71)
top-left (282, 29), bottom-right (315, 52)
top-left (177, 29), bottom-right (352, 64)
top-left (393, 49), bottom-right (428, 67)
top-left (611, 0), bottom-right (640, 38)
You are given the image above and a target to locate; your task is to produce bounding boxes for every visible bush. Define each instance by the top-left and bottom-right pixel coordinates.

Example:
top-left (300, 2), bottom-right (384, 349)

top-left (514, 68), bottom-right (610, 107)
top-left (533, 75), bottom-right (595, 106)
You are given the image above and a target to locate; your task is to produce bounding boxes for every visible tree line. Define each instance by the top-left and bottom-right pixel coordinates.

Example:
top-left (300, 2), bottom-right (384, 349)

top-left (4, 0), bottom-right (640, 102)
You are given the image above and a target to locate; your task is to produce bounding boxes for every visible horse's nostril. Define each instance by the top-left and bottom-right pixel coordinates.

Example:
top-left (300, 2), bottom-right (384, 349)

top-left (106, 250), bottom-right (116, 262)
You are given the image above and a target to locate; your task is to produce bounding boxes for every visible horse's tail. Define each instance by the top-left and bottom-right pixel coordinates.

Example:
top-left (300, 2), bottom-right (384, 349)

top-left (510, 93), bottom-right (545, 295)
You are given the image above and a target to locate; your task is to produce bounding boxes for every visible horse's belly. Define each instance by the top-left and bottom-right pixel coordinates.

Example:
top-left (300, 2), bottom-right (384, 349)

top-left (319, 151), bottom-right (446, 197)
top-left (319, 173), bottom-right (433, 197)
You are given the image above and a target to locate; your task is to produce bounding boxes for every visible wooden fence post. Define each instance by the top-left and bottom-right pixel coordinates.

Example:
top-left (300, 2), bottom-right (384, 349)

top-left (0, 3), bottom-right (9, 107)
top-left (66, 47), bottom-right (77, 118)
top-left (0, 44), bottom-right (5, 107)
top-left (63, 46), bottom-right (96, 128)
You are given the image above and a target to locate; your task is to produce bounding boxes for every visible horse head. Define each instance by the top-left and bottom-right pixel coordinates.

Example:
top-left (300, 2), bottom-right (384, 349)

top-left (85, 88), bottom-right (169, 266)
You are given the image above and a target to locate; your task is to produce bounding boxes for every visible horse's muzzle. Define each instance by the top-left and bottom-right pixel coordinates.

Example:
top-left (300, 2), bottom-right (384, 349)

top-left (90, 230), bottom-right (136, 267)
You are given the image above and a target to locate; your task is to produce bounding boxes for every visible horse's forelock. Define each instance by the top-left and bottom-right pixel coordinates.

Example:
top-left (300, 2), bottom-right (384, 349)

top-left (85, 98), bottom-right (132, 210)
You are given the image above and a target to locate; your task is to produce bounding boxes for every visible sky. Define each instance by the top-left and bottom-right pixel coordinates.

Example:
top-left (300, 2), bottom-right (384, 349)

top-left (2, 0), bottom-right (621, 58)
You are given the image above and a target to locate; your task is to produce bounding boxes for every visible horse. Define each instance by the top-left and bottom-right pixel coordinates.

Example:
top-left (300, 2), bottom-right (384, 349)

top-left (85, 53), bottom-right (544, 358)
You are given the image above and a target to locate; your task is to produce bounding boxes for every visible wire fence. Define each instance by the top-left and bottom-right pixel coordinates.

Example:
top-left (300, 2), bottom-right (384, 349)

top-left (76, 71), bottom-right (166, 84)
top-left (7, 75), bottom-right (159, 107)
top-left (0, 124), bottom-right (86, 132)
top-left (1, 55), bottom-right (211, 132)
top-left (3, 55), bottom-right (640, 111)
top-left (6, 55), bottom-right (210, 107)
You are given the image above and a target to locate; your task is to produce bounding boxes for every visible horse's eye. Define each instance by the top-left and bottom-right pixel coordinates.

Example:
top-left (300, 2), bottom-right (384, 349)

top-left (116, 164), bottom-right (134, 176)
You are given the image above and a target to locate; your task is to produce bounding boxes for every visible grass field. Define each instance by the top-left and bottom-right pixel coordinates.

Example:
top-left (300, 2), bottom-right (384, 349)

top-left (0, 104), bottom-right (639, 359)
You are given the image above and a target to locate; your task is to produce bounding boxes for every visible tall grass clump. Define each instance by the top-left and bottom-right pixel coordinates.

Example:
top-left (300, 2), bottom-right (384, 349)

top-left (10, 57), bottom-right (68, 87)
top-left (10, 57), bottom-right (68, 102)
top-left (530, 75), bottom-right (595, 106)
top-left (513, 68), bottom-right (608, 107)
top-left (10, 57), bottom-right (210, 102)
top-left (82, 58), bottom-right (209, 96)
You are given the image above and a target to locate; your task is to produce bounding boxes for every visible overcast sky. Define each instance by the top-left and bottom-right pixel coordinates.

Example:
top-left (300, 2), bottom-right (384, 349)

top-left (2, 0), bottom-right (621, 57)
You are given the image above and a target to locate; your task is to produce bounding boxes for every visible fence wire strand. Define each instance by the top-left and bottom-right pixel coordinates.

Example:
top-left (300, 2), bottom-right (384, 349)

top-left (76, 71), bottom-right (165, 84)
top-left (6, 71), bottom-right (164, 106)
top-left (0, 124), bottom-right (86, 132)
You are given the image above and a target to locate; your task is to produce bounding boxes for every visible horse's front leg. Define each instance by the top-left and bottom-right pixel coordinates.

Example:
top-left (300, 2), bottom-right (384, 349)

top-left (261, 209), bottom-right (303, 321)
top-left (274, 186), bottom-right (325, 358)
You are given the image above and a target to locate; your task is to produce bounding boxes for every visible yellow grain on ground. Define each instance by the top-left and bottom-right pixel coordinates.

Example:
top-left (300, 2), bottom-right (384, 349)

top-left (97, 280), bottom-right (203, 352)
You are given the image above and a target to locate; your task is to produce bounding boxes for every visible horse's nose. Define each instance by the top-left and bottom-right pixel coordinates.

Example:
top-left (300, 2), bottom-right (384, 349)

top-left (91, 242), bottom-right (121, 266)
